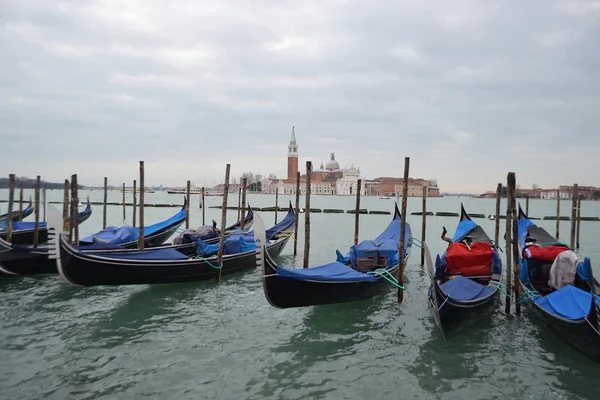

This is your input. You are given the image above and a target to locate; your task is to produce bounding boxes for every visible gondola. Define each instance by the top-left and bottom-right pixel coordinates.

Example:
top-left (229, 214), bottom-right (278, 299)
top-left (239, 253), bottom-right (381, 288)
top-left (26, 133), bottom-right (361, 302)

top-left (78, 199), bottom-right (186, 248)
top-left (0, 197), bottom-right (34, 222)
top-left (256, 203), bottom-right (412, 308)
top-left (0, 197), bottom-right (92, 246)
top-left (48, 203), bottom-right (296, 286)
top-left (517, 204), bottom-right (600, 362)
top-left (427, 204), bottom-right (502, 339)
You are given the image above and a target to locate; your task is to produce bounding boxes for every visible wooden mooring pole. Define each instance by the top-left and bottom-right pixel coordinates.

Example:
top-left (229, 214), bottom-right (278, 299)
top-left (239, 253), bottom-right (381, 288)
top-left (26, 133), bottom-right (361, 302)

top-left (525, 195), bottom-right (529, 217)
top-left (576, 197), bottom-right (582, 249)
top-left (63, 179), bottom-right (69, 234)
top-left (303, 161), bottom-right (312, 269)
top-left (420, 185), bottom-right (426, 266)
top-left (186, 180), bottom-right (191, 229)
top-left (18, 184), bottom-right (23, 221)
top-left (237, 187), bottom-right (241, 221)
top-left (504, 175), bottom-right (513, 314)
top-left (33, 176), bottom-right (41, 247)
top-left (71, 174), bottom-right (79, 246)
top-left (138, 162), bottom-right (145, 251)
top-left (509, 173), bottom-right (520, 315)
top-left (132, 180), bottom-right (137, 227)
top-left (275, 187), bottom-right (279, 224)
top-left (354, 179), bottom-right (362, 245)
top-left (216, 164), bottom-right (231, 283)
top-left (42, 185), bottom-right (46, 222)
top-left (293, 171), bottom-right (300, 256)
top-left (68, 179), bottom-right (74, 243)
top-left (241, 178), bottom-right (247, 230)
top-left (103, 177), bottom-right (108, 229)
top-left (570, 184), bottom-right (578, 249)
top-left (122, 183), bottom-right (126, 221)
top-left (7, 174), bottom-right (15, 243)
top-left (398, 157), bottom-right (409, 304)
top-left (556, 189), bottom-right (560, 239)
top-left (494, 183), bottom-right (501, 245)
top-left (201, 187), bottom-right (205, 225)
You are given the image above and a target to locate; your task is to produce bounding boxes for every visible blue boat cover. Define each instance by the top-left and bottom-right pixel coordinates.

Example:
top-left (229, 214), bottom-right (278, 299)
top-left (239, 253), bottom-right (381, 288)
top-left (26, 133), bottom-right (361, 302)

top-left (439, 275), bottom-right (496, 301)
top-left (266, 210), bottom-right (295, 240)
top-left (347, 218), bottom-right (410, 269)
top-left (534, 284), bottom-right (592, 320)
top-left (197, 210), bottom-right (295, 256)
top-left (0, 221), bottom-right (48, 231)
top-left (518, 217), bottom-right (536, 249)
top-left (276, 262), bottom-right (377, 282)
top-left (85, 226), bottom-right (137, 245)
top-left (91, 248), bottom-right (189, 260)
top-left (80, 207), bottom-right (186, 245)
top-left (451, 219), bottom-right (477, 242)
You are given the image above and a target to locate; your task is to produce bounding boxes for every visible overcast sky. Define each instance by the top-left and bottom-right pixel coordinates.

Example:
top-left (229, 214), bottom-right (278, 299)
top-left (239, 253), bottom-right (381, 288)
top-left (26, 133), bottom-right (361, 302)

top-left (1, 0), bottom-right (599, 192)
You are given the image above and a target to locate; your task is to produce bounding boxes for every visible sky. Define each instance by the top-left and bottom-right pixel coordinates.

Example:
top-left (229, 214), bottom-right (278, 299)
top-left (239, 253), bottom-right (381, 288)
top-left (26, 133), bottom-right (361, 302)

top-left (1, 0), bottom-right (599, 193)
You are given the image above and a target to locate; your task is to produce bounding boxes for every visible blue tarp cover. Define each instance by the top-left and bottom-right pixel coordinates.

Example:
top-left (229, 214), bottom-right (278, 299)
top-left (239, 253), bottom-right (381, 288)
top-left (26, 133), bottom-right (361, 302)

top-left (197, 211), bottom-right (295, 257)
top-left (92, 248), bottom-right (189, 261)
top-left (80, 207), bottom-right (186, 245)
top-left (0, 221), bottom-right (48, 231)
top-left (346, 218), bottom-right (410, 269)
top-left (276, 262), bottom-right (377, 282)
top-left (518, 217), bottom-right (536, 249)
top-left (451, 219), bottom-right (477, 242)
top-left (266, 210), bottom-right (295, 240)
top-left (439, 275), bottom-right (496, 301)
top-left (87, 226), bottom-right (137, 245)
top-left (534, 284), bottom-right (592, 320)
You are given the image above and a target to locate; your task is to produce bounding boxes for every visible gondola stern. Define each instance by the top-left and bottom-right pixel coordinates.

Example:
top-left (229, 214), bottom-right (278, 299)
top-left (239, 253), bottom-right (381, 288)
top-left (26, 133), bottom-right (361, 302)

top-left (460, 203), bottom-right (471, 221)
top-left (518, 203), bottom-right (527, 220)
top-left (393, 202), bottom-right (401, 219)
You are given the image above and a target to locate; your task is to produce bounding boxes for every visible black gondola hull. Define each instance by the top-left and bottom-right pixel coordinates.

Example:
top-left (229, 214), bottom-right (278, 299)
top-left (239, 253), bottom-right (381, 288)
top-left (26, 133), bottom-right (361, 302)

top-left (263, 266), bottom-right (397, 309)
top-left (430, 279), bottom-right (499, 338)
top-left (520, 281), bottom-right (600, 363)
top-left (58, 235), bottom-right (291, 286)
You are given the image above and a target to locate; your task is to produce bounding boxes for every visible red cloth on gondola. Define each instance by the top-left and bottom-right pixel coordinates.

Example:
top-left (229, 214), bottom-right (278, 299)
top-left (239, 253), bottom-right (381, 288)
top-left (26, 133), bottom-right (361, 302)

top-left (522, 245), bottom-right (569, 261)
top-left (446, 241), bottom-right (494, 277)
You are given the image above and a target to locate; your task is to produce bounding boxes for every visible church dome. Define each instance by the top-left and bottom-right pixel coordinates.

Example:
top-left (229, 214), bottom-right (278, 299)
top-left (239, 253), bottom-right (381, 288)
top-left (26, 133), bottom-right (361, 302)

top-left (325, 153), bottom-right (340, 171)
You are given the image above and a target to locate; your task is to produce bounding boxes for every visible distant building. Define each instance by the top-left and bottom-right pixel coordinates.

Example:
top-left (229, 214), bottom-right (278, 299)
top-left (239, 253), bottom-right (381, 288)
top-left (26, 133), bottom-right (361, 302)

top-left (263, 129), bottom-right (366, 196)
top-left (364, 177), bottom-right (441, 197)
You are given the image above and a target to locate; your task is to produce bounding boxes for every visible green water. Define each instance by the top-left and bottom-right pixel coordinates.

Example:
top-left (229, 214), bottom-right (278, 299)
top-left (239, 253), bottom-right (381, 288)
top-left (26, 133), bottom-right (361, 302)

top-left (1, 190), bottom-right (600, 399)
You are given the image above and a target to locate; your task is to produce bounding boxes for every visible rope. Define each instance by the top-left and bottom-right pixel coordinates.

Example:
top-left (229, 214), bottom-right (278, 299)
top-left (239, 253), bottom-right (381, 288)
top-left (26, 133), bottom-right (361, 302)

top-left (192, 256), bottom-right (223, 269)
top-left (486, 281), bottom-right (512, 297)
top-left (585, 318), bottom-right (600, 336)
top-left (410, 242), bottom-right (424, 249)
top-left (515, 289), bottom-right (541, 304)
top-left (367, 268), bottom-right (405, 290)
top-left (411, 238), bottom-right (423, 245)
top-left (438, 297), bottom-right (449, 311)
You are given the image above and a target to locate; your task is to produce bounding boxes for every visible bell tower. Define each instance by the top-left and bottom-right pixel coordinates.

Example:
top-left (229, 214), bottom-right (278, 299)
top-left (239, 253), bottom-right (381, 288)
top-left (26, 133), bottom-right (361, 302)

top-left (287, 126), bottom-right (298, 180)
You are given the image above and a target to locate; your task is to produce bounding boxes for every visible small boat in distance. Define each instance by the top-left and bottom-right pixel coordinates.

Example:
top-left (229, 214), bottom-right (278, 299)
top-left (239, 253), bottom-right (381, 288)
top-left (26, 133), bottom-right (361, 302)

top-left (121, 188), bottom-right (155, 193)
top-left (379, 196), bottom-right (390, 199)
top-left (167, 187), bottom-right (202, 194)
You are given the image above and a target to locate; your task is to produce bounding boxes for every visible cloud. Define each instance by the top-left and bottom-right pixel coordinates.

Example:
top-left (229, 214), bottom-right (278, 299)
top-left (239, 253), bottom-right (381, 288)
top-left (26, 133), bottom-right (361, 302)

top-left (1, 0), bottom-right (599, 193)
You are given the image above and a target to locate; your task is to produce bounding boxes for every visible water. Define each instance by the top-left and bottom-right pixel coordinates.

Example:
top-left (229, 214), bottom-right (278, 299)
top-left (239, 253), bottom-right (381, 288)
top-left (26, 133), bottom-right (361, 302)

top-left (1, 190), bottom-right (600, 399)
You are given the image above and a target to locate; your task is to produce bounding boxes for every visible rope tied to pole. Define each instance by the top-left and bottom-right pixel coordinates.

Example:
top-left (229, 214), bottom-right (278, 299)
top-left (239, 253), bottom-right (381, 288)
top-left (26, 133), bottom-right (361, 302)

top-left (367, 268), bottom-right (405, 290)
